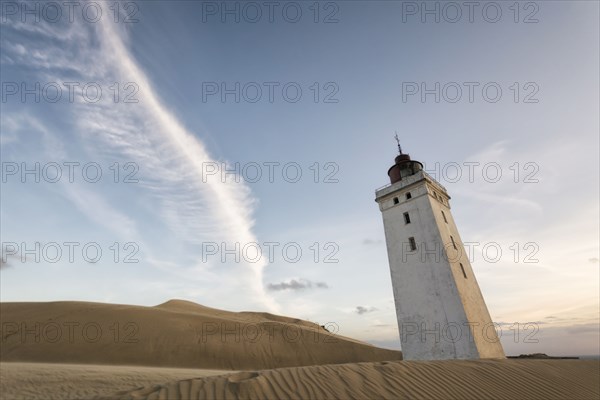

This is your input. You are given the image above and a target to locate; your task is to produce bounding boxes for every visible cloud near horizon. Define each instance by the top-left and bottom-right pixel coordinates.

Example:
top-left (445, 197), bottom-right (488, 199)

top-left (267, 279), bottom-right (329, 291)
top-left (356, 306), bottom-right (378, 315)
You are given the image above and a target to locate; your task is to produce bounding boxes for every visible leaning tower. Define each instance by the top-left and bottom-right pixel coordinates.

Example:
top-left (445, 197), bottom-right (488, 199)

top-left (375, 141), bottom-right (505, 360)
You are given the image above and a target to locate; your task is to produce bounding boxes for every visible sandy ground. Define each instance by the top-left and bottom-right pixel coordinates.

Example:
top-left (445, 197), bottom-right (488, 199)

top-left (2, 300), bottom-right (598, 399)
top-left (0, 362), bottom-right (229, 400)
top-left (2, 359), bottom-right (597, 400)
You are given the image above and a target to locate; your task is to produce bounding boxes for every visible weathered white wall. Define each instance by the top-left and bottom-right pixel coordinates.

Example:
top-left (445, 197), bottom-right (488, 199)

top-left (375, 171), bottom-right (505, 360)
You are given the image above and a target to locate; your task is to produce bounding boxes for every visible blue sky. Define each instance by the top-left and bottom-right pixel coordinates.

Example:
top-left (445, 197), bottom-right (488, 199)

top-left (1, 1), bottom-right (598, 356)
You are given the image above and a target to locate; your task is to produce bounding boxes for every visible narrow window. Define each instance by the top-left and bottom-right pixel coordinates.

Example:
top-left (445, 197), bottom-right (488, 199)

top-left (441, 210), bottom-right (448, 223)
top-left (393, 197), bottom-right (399, 205)
top-left (450, 235), bottom-right (457, 250)
top-left (406, 192), bottom-right (412, 200)
top-left (403, 212), bottom-right (411, 224)
top-left (408, 237), bottom-right (417, 251)
top-left (459, 263), bottom-right (467, 279)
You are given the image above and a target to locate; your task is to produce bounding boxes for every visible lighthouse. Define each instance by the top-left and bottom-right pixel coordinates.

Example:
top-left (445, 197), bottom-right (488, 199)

top-left (374, 138), bottom-right (505, 360)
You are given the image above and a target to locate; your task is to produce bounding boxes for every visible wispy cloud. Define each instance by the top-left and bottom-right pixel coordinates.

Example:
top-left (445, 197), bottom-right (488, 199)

top-left (1, 7), bottom-right (276, 311)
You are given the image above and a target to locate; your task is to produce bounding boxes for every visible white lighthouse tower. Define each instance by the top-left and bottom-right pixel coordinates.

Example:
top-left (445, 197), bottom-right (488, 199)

top-left (375, 138), bottom-right (505, 360)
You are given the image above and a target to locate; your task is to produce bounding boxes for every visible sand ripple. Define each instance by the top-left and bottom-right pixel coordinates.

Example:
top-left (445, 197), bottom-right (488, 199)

top-left (103, 359), bottom-right (600, 400)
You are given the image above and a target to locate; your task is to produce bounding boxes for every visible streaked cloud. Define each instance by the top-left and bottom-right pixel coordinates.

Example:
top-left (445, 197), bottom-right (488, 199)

top-left (0, 5), bottom-right (277, 311)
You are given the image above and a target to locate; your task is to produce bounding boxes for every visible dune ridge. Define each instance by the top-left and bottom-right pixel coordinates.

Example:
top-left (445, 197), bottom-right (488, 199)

top-left (0, 300), bottom-right (402, 370)
top-left (103, 359), bottom-right (600, 400)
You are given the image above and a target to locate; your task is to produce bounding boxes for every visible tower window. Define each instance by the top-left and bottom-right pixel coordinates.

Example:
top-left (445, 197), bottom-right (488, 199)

top-left (460, 263), bottom-right (467, 279)
top-left (450, 235), bottom-right (457, 250)
top-left (408, 237), bottom-right (417, 251)
top-left (403, 212), bottom-right (411, 224)
top-left (406, 192), bottom-right (412, 200)
top-left (441, 210), bottom-right (448, 223)
top-left (393, 197), bottom-right (399, 205)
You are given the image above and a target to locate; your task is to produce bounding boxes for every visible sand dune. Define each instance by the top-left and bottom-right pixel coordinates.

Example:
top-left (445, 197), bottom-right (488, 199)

top-left (103, 359), bottom-right (600, 400)
top-left (3, 300), bottom-right (598, 400)
top-left (0, 300), bottom-right (402, 370)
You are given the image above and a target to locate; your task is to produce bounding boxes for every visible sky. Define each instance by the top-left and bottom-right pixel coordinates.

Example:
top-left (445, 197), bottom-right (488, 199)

top-left (0, 0), bottom-right (598, 356)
